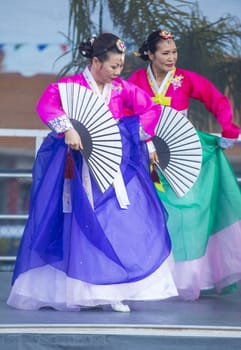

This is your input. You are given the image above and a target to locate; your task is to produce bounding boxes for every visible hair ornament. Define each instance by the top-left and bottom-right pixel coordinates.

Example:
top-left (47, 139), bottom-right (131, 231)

top-left (116, 39), bottom-right (126, 53)
top-left (159, 30), bottom-right (174, 40)
top-left (89, 34), bottom-right (97, 45)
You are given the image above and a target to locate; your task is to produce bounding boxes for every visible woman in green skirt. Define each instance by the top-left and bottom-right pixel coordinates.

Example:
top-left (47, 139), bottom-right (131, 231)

top-left (128, 29), bottom-right (241, 300)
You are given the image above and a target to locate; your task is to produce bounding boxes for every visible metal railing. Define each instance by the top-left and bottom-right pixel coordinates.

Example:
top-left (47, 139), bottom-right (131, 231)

top-left (0, 129), bottom-right (48, 265)
top-left (0, 128), bottom-right (49, 155)
top-left (0, 129), bottom-right (240, 265)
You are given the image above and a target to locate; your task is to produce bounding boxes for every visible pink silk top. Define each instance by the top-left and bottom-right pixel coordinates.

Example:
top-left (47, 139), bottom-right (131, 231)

top-left (36, 72), bottom-right (162, 137)
top-left (128, 67), bottom-right (240, 139)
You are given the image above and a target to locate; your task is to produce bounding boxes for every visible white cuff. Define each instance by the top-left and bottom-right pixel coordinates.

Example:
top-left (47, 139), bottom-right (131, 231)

top-left (48, 115), bottom-right (73, 134)
top-left (218, 137), bottom-right (236, 149)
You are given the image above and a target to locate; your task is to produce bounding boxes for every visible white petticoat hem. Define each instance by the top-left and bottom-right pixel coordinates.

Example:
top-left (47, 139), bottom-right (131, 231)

top-left (7, 254), bottom-right (178, 311)
top-left (173, 220), bottom-right (241, 300)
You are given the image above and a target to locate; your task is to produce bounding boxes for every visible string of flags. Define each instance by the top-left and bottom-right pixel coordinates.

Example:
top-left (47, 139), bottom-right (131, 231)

top-left (0, 43), bottom-right (69, 54)
top-left (0, 43), bottom-right (71, 76)
top-left (0, 41), bottom-right (135, 76)
top-left (0, 41), bottom-right (135, 56)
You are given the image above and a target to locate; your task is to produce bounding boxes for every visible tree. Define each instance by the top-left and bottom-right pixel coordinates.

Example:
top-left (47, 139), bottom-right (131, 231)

top-left (172, 7), bottom-right (241, 131)
top-left (110, 1), bottom-right (241, 132)
top-left (58, 0), bottom-right (99, 75)
top-left (61, 0), bottom-right (241, 132)
top-left (59, 0), bottom-right (193, 75)
top-left (107, 0), bottom-right (192, 43)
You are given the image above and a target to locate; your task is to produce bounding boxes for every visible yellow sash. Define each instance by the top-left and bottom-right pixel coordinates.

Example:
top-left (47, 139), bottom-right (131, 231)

top-left (147, 67), bottom-right (176, 106)
top-left (152, 94), bottom-right (171, 106)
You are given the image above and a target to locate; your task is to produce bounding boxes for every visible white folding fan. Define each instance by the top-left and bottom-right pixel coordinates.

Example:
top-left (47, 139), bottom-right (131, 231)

top-left (58, 82), bottom-right (123, 193)
top-left (153, 106), bottom-right (202, 197)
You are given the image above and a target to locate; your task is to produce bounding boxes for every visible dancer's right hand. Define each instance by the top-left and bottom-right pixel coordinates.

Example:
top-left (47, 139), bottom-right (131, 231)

top-left (64, 129), bottom-right (83, 150)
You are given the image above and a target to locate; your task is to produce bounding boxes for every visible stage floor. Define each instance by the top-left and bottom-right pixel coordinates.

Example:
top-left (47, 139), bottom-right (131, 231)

top-left (1, 271), bottom-right (241, 332)
top-left (1, 272), bottom-right (241, 349)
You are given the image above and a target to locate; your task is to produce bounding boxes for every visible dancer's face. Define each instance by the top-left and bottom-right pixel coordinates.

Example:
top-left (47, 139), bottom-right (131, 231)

top-left (92, 53), bottom-right (125, 84)
top-left (148, 39), bottom-right (178, 74)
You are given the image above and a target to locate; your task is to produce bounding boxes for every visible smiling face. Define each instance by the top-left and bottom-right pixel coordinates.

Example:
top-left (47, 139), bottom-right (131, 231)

top-left (148, 39), bottom-right (178, 75)
top-left (91, 52), bottom-right (125, 85)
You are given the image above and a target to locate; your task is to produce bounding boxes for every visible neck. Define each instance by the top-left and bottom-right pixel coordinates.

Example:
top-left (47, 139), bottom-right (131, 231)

top-left (151, 65), bottom-right (167, 85)
top-left (89, 67), bottom-right (104, 92)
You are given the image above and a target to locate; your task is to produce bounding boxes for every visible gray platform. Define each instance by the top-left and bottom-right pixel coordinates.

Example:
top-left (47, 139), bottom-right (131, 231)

top-left (1, 272), bottom-right (241, 349)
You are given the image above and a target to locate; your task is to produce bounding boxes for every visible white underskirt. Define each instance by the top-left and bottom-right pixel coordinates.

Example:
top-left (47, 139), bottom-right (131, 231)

top-left (7, 254), bottom-right (178, 311)
top-left (173, 220), bottom-right (241, 300)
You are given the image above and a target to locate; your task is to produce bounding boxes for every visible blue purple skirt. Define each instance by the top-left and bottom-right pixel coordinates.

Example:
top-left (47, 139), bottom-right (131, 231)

top-left (8, 117), bottom-right (177, 310)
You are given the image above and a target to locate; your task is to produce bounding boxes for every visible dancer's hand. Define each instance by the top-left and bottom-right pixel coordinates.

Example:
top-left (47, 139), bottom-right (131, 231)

top-left (65, 129), bottom-right (83, 150)
top-left (149, 151), bottom-right (159, 165)
top-left (147, 140), bottom-right (159, 164)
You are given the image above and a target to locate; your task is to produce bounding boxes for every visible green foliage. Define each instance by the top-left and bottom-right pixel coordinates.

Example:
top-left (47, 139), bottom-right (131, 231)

top-left (61, 0), bottom-right (241, 132)
top-left (58, 0), bottom-right (99, 76)
top-left (59, 0), bottom-right (194, 76)
top-left (107, 0), bottom-right (192, 44)
top-left (172, 6), bottom-right (241, 131)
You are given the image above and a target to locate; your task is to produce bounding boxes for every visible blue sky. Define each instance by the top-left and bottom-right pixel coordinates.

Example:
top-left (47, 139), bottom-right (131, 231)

top-left (196, 0), bottom-right (241, 21)
top-left (1, 0), bottom-right (240, 43)
top-left (0, 0), bottom-right (240, 75)
top-left (176, 0), bottom-right (241, 21)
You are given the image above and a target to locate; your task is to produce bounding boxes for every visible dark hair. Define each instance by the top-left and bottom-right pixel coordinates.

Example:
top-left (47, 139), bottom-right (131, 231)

top-left (79, 33), bottom-right (126, 62)
top-left (137, 30), bottom-right (174, 61)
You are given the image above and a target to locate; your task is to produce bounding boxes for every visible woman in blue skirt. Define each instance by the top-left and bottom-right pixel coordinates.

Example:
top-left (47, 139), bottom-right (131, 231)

top-left (7, 33), bottom-right (178, 312)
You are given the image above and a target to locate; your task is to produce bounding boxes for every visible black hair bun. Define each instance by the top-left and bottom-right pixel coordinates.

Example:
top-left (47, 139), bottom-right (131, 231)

top-left (138, 40), bottom-right (149, 61)
top-left (79, 39), bottom-right (94, 58)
